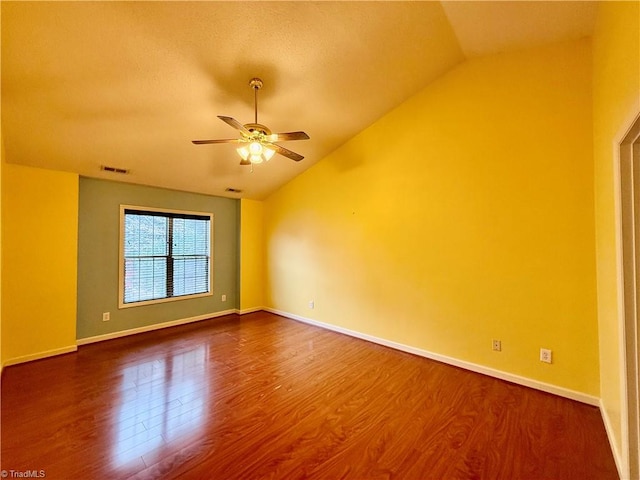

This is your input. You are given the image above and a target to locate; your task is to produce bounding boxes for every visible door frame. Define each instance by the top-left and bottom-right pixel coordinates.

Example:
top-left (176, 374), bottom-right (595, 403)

top-left (618, 111), bottom-right (640, 480)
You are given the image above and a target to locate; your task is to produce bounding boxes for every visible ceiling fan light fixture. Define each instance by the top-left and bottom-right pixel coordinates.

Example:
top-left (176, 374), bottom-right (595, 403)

top-left (249, 141), bottom-right (263, 156)
top-left (237, 145), bottom-right (250, 160)
top-left (263, 146), bottom-right (275, 161)
top-left (237, 142), bottom-right (274, 164)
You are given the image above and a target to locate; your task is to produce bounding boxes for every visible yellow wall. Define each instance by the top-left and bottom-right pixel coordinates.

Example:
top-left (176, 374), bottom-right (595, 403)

top-left (1, 164), bottom-right (78, 364)
top-left (592, 0), bottom-right (640, 469)
top-left (0, 134), bottom-right (4, 371)
top-left (265, 39), bottom-right (599, 395)
top-left (240, 198), bottom-right (265, 312)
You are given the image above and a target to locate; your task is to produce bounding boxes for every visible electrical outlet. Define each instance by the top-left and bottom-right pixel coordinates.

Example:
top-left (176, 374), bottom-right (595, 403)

top-left (221, 294), bottom-right (227, 302)
top-left (102, 312), bottom-right (110, 322)
top-left (309, 300), bottom-right (314, 309)
top-left (492, 339), bottom-right (501, 351)
top-left (540, 348), bottom-right (552, 364)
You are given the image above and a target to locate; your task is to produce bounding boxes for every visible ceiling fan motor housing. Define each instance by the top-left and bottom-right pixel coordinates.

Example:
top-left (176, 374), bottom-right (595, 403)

top-left (244, 123), bottom-right (271, 136)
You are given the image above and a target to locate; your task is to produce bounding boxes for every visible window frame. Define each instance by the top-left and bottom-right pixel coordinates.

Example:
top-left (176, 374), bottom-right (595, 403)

top-left (118, 204), bottom-right (214, 309)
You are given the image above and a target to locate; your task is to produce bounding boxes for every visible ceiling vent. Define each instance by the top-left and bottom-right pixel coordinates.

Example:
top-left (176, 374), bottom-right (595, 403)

top-left (100, 165), bottom-right (130, 174)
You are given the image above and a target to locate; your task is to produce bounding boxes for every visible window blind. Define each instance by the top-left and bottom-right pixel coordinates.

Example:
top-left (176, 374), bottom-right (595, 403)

top-left (122, 208), bottom-right (211, 305)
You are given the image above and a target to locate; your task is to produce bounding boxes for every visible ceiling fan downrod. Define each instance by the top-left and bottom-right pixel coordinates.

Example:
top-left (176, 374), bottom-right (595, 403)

top-left (249, 77), bottom-right (263, 125)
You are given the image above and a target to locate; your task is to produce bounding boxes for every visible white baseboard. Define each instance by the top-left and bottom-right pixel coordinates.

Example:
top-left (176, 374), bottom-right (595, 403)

top-left (600, 399), bottom-right (627, 479)
top-left (76, 309), bottom-right (238, 345)
top-left (238, 306), bottom-right (264, 315)
top-left (1, 307), bottom-right (603, 410)
top-left (3, 345), bottom-right (78, 367)
top-left (266, 307), bottom-right (601, 407)
top-left (5, 308), bottom-right (252, 368)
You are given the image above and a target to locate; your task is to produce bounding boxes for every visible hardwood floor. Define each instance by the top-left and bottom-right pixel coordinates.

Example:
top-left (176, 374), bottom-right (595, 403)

top-left (1, 312), bottom-right (618, 479)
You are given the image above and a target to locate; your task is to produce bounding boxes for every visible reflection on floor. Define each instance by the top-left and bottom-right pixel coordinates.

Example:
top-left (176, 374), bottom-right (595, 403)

top-left (113, 345), bottom-right (208, 467)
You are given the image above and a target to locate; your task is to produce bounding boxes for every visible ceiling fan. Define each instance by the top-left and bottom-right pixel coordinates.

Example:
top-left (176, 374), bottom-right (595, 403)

top-left (192, 78), bottom-right (309, 167)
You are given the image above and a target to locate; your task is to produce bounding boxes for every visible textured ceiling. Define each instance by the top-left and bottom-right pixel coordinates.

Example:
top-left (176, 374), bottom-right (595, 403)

top-left (441, 1), bottom-right (597, 57)
top-left (1, 1), bottom-right (597, 200)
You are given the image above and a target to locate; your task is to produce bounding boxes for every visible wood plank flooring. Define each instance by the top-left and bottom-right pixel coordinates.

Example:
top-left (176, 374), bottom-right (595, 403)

top-left (1, 312), bottom-right (618, 479)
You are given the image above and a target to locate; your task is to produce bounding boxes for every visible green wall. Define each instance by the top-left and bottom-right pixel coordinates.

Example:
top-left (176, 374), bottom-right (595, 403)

top-left (77, 177), bottom-right (239, 340)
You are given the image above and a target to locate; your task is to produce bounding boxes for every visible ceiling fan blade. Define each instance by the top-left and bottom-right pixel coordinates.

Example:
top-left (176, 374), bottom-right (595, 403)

top-left (218, 115), bottom-right (251, 135)
top-left (268, 131), bottom-right (310, 142)
top-left (192, 138), bottom-right (243, 145)
top-left (269, 143), bottom-right (305, 162)
top-left (239, 158), bottom-right (251, 165)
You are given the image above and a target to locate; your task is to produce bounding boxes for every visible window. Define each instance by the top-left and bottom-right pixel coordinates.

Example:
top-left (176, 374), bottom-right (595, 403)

top-left (119, 205), bottom-right (213, 307)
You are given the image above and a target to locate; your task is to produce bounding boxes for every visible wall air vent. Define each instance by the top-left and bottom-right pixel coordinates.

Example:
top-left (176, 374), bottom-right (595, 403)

top-left (225, 188), bottom-right (242, 193)
top-left (100, 165), bottom-right (130, 174)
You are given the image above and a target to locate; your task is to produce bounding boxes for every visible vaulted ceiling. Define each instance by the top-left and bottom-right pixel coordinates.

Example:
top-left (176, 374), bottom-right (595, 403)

top-left (1, 1), bottom-right (597, 200)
